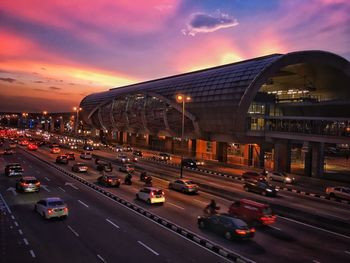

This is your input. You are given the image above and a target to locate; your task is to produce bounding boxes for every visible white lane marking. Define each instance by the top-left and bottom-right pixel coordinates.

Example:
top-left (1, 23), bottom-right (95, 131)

top-left (313, 260), bottom-right (320, 263)
top-left (167, 202), bottom-right (185, 210)
top-left (321, 213), bottom-right (348, 221)
top-left (137, 241), bottom-right (159, 256)
top-left (58, 187), bottom-right (66, 192)
top-left (6, 187), bottom-right (17, 196)
top-left (41, 185), bottom-right (50, 192)
top-left (97, 254), bottom-right (107, 262)
top-left (345, 251), bottom-right (350, 255)
top-left (269, 226), bottom-right (281, 231)
top-left (14, 221), bottom-right (19, 227)
top-left (11, 215), bottom-right (15, 220)
top-left (279, 216), bottom-right (350, 240)
top-left (68, 225), bottom-right (80, 237)
top-left (193, 199), bottom-right (207, 205)
top-left (18, 229), bottom-right (23, 235)
top-left (65, 182), bottom-right (79, 189)
top-left (44, 177), bottom-right (50, 181)
top-left (106, 219), bottom-right (120, 229)
top-left (23, 238), bottom-right (29, 245)
top-left (78, 200), bottom-right (89, 208)
top-left (29, 250), bottom-right (36, 258)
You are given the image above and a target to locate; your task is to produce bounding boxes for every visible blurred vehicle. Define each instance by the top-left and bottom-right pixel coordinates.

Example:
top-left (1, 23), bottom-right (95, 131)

top-left (267, 172), bottom-right (295, 184)
top-left (92, 142), bottom-right (100, 149)
top-left (133, 150), bottom-right (143, 157)
top-left (65, 152), bottom-right (75, 160)
top-left (83, 144), bottom-right (94, 151)
top-left (244, 181), bottom-right (278, 197)
top-left (4, 148), bottom-right (15, 155)
top-left (98, 175), bottom-right (120, 187)
top-left (228, 199), bottom-right (276, 226)
top-left (326, 186), bottom-right (350, 200)
top-left (80, 151), bottom-right (92, 160)
top-left (49, 143), bottom-right (60, 149)
top-left (195, 159), bottom-right (205, 166)
top-left (5, 163), bottom-right (23, 176)
top-left (197, 214), bottom-right (255, 240)
top-left (123, 145), bottom-right (132, 152)
top-left (181, 158), bottom-right (198, 168)
top-left (116, 155), bottom-right (130, 163)
top-left (19, 140), bottom-right (29, 146)
top-left (56, 155), bottom-right (69, 164)
top-left (9, 142), bottom-right (17, 149)
top-left (16, 176), bottom-right (40, 193)
top-left (242, 171), bottom-right (266, 182)
top-left (115, 145), bottom-right (123, 152)
top-left (96, 161), bottom-right (113, 172)
top-left (136, 187), bottom-right (165, 204)
top-left (119, 163), bottom-right (134, 173)
top-left (27, 143), bottom-right (38, 151)
top-left (152, 153), bottom-right (171, 161)
top-left (34, 197), bottom-right (68, 219)
top-left (51, 147), bottom-right (61, 154)
top-left (131, 156), bottom-right (138, 162)
top-left (168, 179), bottom-right (199, 193)
top-left (36, 141), bottom-right (45, 147)
top-left (72, 163), bottom-right (88, 172)
top-left (69, 143), bottom-right (78, 150)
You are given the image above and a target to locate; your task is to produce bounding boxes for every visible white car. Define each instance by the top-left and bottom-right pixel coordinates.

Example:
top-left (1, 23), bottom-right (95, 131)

top-left (169, 179), bottom-right (199, 193)
top-left (35, 197), bottom-right (68, 219)
top-left (136, 187), bottom-right (165, 204)
top-left (116, 155), bottom-right (130, 163)
top-left (80, 151), bottom-right (92, 160)
top-left (267, 172), bottom-right (295, 184)
top-left (119, 164), bottom-right (135, 173)
top-left (326, 186), bottom-right (350, 200)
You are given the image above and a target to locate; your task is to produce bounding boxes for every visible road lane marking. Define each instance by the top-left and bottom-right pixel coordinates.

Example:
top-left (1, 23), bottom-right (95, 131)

top-left (14, 221), bottom-right (18, 227)
top-left (29, 250), bottom-right (36, 258)
top-left (269, 226), bottom-right (281, 231)
top-left (18, 229), bottom-right (23, 235)
top-left (106, 219), bottom-right (120, 229)
top-left (44, 177), bottom-right (51, 181)
top-left (137, 241), bottom-right (159, 256)
top-left (97, 254), bottom-right (107, 262)
top-left (68, 225), bottom-right (80, 237)
top-left (193, 199), bottom-right (207, 205)
top-left (279, 216), bottom-right (350, 240)
top-left (78, 200), bottom-right (89, 208)
top-left (65, 182), bottom-right (79, 189)
top-left (167, 202), bottom-right (185, 210)
top-left (345, 251), bottom-right (350, 255)
top-left (23, 238), bottom-right (29, 245)
top-left (6, 187), bottom-right (17, 196)
top-left (58, 187), bottom-right (66, 192)
top-left (313, 260), bottom-right (320, 263)
top-left (11, 215), bottom-right (15, 220)
top-left (41, 185), bottom-right (50, 192)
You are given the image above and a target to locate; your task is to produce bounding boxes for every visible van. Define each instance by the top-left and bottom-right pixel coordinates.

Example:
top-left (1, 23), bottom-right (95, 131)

top-left (228, 199), bottom-right (276, 226)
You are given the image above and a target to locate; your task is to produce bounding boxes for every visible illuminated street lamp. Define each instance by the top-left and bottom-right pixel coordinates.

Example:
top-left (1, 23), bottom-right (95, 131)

top-left (22, 112), bottom-right (28, 128)
top-left (73, 107), bottom-right (82, 135)
top-left (42, 111), bottom-right (48, 130)
top-left (176, 94), bottom-right (191, 178)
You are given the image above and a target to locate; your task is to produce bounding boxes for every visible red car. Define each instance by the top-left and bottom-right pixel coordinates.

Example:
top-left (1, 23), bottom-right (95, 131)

top-left (51, 147), bottom-right (61, 154)
top-left (27, 143), bottom-right (38, 151)
top-left (228, 199), bottom-right (276, 226)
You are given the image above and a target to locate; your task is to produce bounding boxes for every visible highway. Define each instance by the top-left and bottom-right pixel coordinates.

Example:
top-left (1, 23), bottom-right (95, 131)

top-left (0, 143), bottom-right (349, 262)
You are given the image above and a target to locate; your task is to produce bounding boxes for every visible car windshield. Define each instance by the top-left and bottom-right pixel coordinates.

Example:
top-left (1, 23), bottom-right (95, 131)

top-left (185, 181), bottom-right (195, 185)
top-left (153, 190), bottom-right (163, 195)
top-left (232, 218), bottom-right (247, 228)
top-left (48, 201), bottom-right (64, 206)
top-left (26, 180), bottom-right (38, 184)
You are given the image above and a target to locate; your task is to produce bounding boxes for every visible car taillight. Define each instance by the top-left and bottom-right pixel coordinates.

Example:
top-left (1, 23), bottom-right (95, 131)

top-left (235, 229), bottom-right (247, 235)
top-left (35, 182), bottom-right (40, 186)
top-left (64, 207), bottom-right (68, 212)
top-left (150, 192), bottom-right (154, 197)
top-left (108, 179), bottom-right (112, 182)
top-left (250, 228), bottom-right (256, 233)
top-left (22, 182), bottom-right (29, 186)
top-left (162, 191), bottom-right (165, 195)
top-left (47, 209), bottom-right (53, 214)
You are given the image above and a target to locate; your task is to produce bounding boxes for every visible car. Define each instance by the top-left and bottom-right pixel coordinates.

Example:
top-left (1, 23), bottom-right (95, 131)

top-left (92, 142), bottom-right (100, 149)
top-left (34, 197), bottom-right (68, 219)
top-left (83, 144), bottom-right (94, 151)
top-left (244, 181), bottom-right (278, 196)
top-left (3, 148), bottom-right (15, 155)
top-left (116, 155), bottom-right (130, 163)
top-left (80, 151), bottom-right (92, 160)
top-left (69, 143), bottom-right (78, 150)
top-left (123, 145), bottom-right (132, 152)
top-left (228, 199), bottom-right (276, 226)
top-left (97, 175), bottom-right (121, 187)
top-left (119, 163), bottom-right (134, 173)
top-left (131, 156), bottom-right (138, 162)
top-left (56, 155), bottom-right (69, 164)
top-left (181, 158), bottom-right (198, 168)
top-left (16, 176), bottom-right (40, 192)
top-left (96, 162), bottom-right (113, 172)
top-left (5, 163), bottom-right (23, 176)
top-left (27, 143), bottom-right (38, 151)
top-left (195, 159), bottom-right (205, 166)
top-left (49, 143), bottom-right (60, 149)
top-left (51, 147), bottom-right (61, 154)
top-left (152, 153), bottom-right (171, 161)
top-left (19, 140), bottom-right (29, 146)
top-left (36, 141), bottom-right (45, 147)
top-left (266, 172), bottom-right (295, 184)
top-left (9, 142), bottom-right (17, 149)
top-left (197, 214), bottom-right (255, 240)
top-left (326, 186), bottom-right (350, 200)
top-left (136, 187), bottom-right (165, 204)
top-left (168, 179), bottom-right (199, 193)
top-left (115, 146), bottom-right (123, 152)
top-left (133, 150), bottom-right (143, 157)
top-left (242, 171), bottom-right (266, 181)
top-left (65, 152), bottom-right (75, 160)
top-left (71, 163), bottom-right (88, 172)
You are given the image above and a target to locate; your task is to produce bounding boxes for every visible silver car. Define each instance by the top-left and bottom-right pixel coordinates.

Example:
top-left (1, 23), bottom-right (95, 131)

top-left (169, 179), bottom-right (199, 193)
top-left (326, 186), bottom-right (350, 200)
top-left (35, 197), bottom-right (68, 219)
top-left (16, 176), bottom-right (40, 193)
top-left (267, 172), bottom-right (295, 184)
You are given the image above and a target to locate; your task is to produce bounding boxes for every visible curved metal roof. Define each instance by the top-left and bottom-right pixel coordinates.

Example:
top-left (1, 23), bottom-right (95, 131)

top-left (80, 50), bottom-right (350, 141)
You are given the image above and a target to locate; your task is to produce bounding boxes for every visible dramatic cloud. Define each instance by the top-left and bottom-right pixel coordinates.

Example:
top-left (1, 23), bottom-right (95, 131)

top-left (0, 77), bottom-right (16, 83)
top-left (49, 86), bottom-right (61, 90)
top-left (33, 80), bottom-right (44, 83)
top-left (182, 12), bottom-right (238, 36)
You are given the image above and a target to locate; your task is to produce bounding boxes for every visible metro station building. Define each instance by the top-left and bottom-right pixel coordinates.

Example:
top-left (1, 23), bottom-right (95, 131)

top-left (80, 50), bottom-right (350, 178)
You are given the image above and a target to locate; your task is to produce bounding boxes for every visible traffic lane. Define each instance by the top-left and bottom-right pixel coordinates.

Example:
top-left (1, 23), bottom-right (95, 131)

top-left (15, 149), bottom-right (231, 263)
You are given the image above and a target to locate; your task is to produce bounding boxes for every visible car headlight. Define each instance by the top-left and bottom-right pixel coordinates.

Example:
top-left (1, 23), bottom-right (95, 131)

top-left (285, 177), bottom-right (292, 182)
top-left (266, 189), bottom-right (272, 192)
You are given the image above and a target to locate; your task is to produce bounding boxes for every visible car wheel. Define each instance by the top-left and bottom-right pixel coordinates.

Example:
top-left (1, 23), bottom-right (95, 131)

top-left (181, 188), bottom-right (186, 193)
top-left (224, 231), bottom-right (232, 240)
top-left (199, 221), bottom-right (206, 229)
top-left (262, 191), bottom-right (267, 196)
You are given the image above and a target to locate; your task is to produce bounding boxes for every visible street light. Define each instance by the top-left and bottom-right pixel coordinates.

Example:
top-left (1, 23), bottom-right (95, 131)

top-left (73, 107), bottom-right (82, 135)
top-left (42, 111), bottom-right (48, 131)
top-left (176, 94), bottom-right (191, 178)
top-left (22, 113), bottom-right (28, 129)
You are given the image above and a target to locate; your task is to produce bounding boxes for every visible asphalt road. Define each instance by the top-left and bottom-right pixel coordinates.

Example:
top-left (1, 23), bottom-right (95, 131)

top-left (3, 145), bottom-right (348, 263)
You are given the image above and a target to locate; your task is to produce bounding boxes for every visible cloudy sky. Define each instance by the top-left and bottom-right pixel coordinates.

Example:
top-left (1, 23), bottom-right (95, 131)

top-left (0, 0), bottom-right (349, 112)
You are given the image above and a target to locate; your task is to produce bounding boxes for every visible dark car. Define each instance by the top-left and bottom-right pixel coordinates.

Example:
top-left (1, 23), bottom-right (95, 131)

top-left (83, 144), bottom-right (94, 151)
top-left (198, 214), bottom-right (255, 240)
top-left (153, 153), bottom-right (171, 161)
top-left (97, 175), bottom-right (121, 187)
top-left (5, 163), bottom-right (23, 177)
top-left (36, 141), bottom-right (45, 147)
top-left (96, 162), bottom-right (113, 172)
top-left (181, 158), bottom-right (198, 168)
top-left (3, 148), bottom-right (15, 155)
top-left (242, 171), bottom-right (266, 182)
top-left (123, 145), bottom-right (132, 152)
top-left (49, 143), bottom-right (60, 149)
top-left (65, 152), bottom-right (75, 160)
top-left (16, 176), bottom-right (40, 193)
top-left (71, 163), bottom-right (88, 173)
top-left (133, 150), bottom-right (143, 157)
top-left (244, 181), bottom-right (278, 196)
top-left (56, 155), bottom-right (69, 164)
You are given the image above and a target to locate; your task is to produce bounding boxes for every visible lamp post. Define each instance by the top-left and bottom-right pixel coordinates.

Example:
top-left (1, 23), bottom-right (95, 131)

top-left (73, 107), bottom-right (82, 135)
top-left (42, 111), bottom-right (48, 131)
top-left (176, 94), bottom-right (191, 178)
top-left (22, 113), bottom-right (28, 128)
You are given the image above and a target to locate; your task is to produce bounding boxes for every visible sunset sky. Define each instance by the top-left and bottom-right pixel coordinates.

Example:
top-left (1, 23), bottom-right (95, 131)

top-left (0, 0), bottom-right (349, 112)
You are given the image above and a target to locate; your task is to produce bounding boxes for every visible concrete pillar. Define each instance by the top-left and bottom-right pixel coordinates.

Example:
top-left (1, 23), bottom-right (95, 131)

top-left (122, 132), bottom-right (128, 144)
top-left (130, 133), bottom-right (137, 146)
top-left (311, 142), bottom-right (325, 177)
top-left (190, 139), bottom-right (197, 157)
top-left (258, 144), bottom-right (266, 168)
top-left (144, 134), bottom-right (149, 147)
top-left (164, 137), bottom-right (174, 154)
top-left (216, 142), bottom-right (228, 163)
top-left (274, 140), bottom-right (291, 172)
